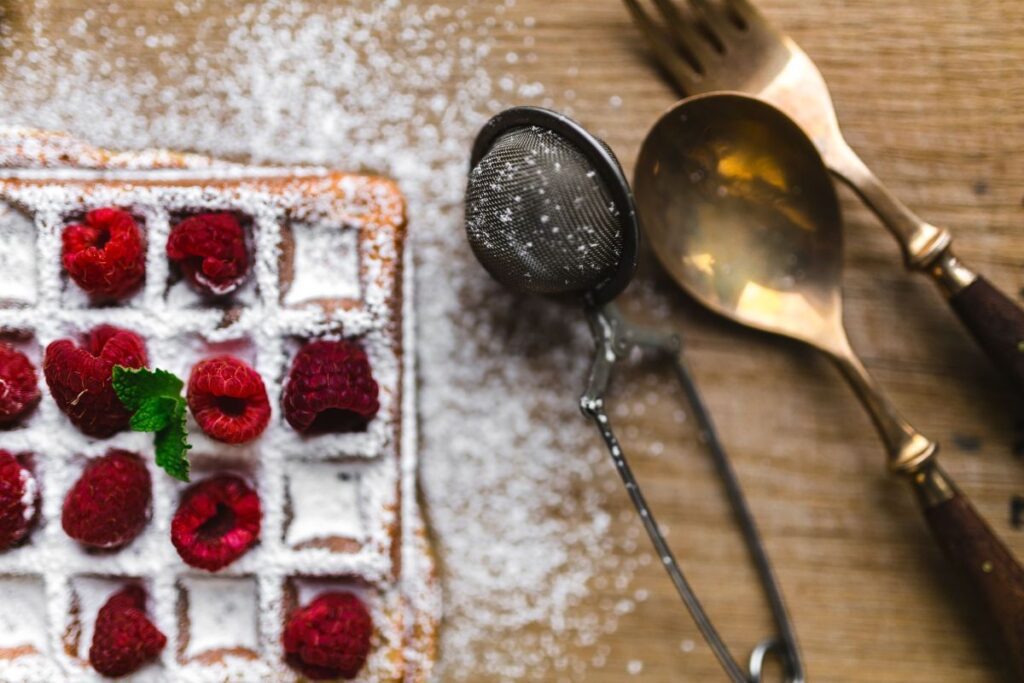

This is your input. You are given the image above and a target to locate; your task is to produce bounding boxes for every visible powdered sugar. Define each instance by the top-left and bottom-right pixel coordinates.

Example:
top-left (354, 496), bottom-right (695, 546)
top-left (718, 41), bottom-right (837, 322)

top-left (0, 576), bottom-right (48, 654)
top-left (178, 575), bottom-right (260, 661)
top-left (0, 202), bottom-right (37, 304)
top-left (283, 221), bottom-right (362, 305)
top-left (285, 462), bottom-right (365, 547)
top-left (0, 1), bottom-right (644, 681)
top-left (18, 467), bottom-right (36, 522)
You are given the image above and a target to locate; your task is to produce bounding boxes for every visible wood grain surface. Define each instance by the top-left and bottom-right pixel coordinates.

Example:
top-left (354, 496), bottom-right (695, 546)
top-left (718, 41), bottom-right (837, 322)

top-left (484, 1), bottom-right (1024, 681)
top-left (4, 1), bottom-right (1024, 682)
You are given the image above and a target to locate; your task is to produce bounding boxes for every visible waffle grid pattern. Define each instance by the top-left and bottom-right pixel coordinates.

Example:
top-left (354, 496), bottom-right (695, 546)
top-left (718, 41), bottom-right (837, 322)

top-left (0, 171), bottom-right (413, 682)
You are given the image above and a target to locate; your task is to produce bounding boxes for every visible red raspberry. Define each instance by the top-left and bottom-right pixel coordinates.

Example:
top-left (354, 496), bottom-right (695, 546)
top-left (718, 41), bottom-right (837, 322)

top-left (0, 342), bottom-right (40, 425)
top-left (62, 450), bottom-right (152, 549)
top-left (171, 475), bottom-right (261, 571)
top-left (283, 592), bottom-right (373, 680)
top-left (43, 325), bottom-right (148, 437)
top-left (281, 340), bottom-right (379, 434)
top-left (187, 355), bottom-right (271, 444)
top-left (0, 450), bottom-right (37, 550)
top-left (61, 208), bottom-right (145, 301)
top-left (166, 212), bottom-right (249, 295)
top-left (89, 585), bottom-right (166, 678)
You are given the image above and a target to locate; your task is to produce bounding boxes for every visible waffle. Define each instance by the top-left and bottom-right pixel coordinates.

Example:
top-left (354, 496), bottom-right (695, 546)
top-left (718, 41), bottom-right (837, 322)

top-left (0, 129), bottom-right (440, 682)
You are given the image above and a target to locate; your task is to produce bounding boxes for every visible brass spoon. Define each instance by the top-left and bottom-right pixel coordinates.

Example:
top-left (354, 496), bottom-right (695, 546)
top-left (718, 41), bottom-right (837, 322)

top-left (634, 92), bottom-right (1024, 677)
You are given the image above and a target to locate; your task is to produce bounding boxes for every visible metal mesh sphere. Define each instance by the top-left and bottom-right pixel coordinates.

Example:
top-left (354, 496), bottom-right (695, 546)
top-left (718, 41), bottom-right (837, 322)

top-left (465, 125), bottom-right (624, 297)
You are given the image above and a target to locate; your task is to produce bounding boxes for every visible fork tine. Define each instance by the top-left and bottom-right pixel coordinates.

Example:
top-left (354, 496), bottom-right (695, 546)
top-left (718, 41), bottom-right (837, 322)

top-left (685, 0), bottom-right (737, 40)
top-left (650, 0), bottom-right (718, 64)
top-left (622, 0), bottom-right (703, 91)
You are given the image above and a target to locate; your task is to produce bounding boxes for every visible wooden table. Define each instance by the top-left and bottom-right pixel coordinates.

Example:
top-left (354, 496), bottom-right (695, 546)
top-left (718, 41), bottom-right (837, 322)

top-left (484, 1), bottom-right (1024, 681)
top-left (5, 1), bottom-right (1024, 681)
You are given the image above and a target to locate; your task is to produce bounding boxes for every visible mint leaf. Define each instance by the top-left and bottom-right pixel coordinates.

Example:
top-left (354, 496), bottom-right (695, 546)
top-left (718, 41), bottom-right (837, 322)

top-left (113, 366), bottom-right (184, 411)
top-left (154, 400), bottom-right (190, 482)
top-left (130, 396), bottom-right (175, 432)
top-left (111, 365), bottom-right (192, 482)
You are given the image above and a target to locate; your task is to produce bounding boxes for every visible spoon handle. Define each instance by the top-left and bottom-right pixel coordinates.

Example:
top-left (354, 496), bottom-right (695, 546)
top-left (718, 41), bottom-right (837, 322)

top-left (912, 462), bottom-right (1024, 678)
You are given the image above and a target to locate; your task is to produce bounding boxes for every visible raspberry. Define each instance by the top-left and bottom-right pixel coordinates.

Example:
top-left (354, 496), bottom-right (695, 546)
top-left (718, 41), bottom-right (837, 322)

top-left (187, 355), bottom-right (270, 444)
top-left (283, 592), bottom-right (373, 680)
top-left (166, 212), bottom-right (249, 295)
top-left (62, 450), bottom-right (152, 549)
top-left (89, 585), bottom-right (166, 678)
top-left (43, 325), bottom-right (148, 437)
top-left (0, 450), bottom-right (37, 550)
top-left (61, 208), bottom-right (145, 301)
top-left (171, 475), bottom-right (261, 571)
top-left (0, 342), bottom-right (40, 426)
top-left (281, 340), bottom-right (379, 434)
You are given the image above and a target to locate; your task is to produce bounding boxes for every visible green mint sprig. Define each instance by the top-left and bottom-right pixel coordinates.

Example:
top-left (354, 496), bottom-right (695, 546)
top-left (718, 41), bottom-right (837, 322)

top-left (112, 365), bottom-right (192, 482)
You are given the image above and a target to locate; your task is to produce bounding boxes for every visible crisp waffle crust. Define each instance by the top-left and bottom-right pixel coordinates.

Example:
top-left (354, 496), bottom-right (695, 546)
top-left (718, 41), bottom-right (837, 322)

top-left (0, 128), bottom-right (439, 682)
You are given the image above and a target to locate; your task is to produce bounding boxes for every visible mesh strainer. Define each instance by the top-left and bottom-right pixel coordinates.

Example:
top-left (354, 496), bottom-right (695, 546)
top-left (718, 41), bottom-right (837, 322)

top-left (466, 106), bottom-right (637, 304)
top-left (464, 107), bottom-right (803, 683)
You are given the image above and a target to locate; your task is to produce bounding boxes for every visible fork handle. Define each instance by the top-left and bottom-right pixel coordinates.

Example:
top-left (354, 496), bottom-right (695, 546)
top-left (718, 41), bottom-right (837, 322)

top-left (944, 270), bottom-right (1024, 397)
top-left (826, 140), bottom-right (951, 269)
top-left (912, 462), bottom-right (1024, 678)
top-left (828, 142), bottom-right (1024, 396)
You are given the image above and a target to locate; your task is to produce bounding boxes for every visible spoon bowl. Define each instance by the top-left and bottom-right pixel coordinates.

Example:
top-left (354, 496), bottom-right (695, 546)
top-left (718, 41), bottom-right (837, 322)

top-left (636, 91), bottom-right (931, 473)
top-left (636, 93), bottom-right (846, 354)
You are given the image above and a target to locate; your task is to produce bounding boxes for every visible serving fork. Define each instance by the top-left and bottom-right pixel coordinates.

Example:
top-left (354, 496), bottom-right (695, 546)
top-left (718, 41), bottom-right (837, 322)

top-left (624, 0), bottom-right (1024, 396)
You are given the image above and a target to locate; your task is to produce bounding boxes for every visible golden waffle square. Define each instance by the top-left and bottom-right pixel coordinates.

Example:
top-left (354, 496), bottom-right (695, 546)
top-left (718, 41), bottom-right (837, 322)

top-left (0, 129), bottom-right (439, 682)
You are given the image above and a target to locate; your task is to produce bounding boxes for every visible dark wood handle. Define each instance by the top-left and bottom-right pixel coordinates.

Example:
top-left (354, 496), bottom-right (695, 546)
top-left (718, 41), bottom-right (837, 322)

top-left (918, 480), bottom-right (1024, 677)
top-left (949, 276), bottom-right (1024, 396)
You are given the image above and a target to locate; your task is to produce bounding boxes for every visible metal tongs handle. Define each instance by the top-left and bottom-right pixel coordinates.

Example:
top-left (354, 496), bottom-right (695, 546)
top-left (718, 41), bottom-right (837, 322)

top-left (581, 303), bottom-right (804, 683)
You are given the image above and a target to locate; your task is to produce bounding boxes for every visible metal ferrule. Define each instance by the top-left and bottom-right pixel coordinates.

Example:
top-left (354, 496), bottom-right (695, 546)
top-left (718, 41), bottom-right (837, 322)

top-left (930, 248), bottom-right (979, 297)
top-left (908, 461), bottom-right (958, 508)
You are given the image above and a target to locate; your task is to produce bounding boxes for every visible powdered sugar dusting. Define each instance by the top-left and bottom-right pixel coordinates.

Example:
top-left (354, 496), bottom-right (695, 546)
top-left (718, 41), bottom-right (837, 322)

top-left (0, 162), bottom-right (425, 682)
top-left (0, 202), bottom-right (37, 304)
top-left (283, 222), bottom-right (361, 305)
top-left (0, 576), bottom-right (47, 654)
top-left (178, 575), bottom-right (260, 661)
top-left (285, 462), bottom-right (365, 546)
top-left (18, 467), bottom-right (36, 522)
top-left (0, 1), bottom-right (643, 680)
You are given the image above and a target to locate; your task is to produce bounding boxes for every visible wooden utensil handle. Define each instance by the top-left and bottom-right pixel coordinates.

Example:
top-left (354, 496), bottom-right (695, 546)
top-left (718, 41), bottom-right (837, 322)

top-left (949, 276), bottom-right (1024, 396)
top-left (914, 466), bottom-right (1024, 678)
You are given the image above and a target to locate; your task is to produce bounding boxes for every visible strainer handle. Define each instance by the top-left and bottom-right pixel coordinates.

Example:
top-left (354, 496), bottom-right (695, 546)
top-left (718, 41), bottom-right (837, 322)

top-left (579, 398), bottom-right (751, 683)
top-left (581, 304), bottom-right (804, 683)
top-left (668, 338), bottom-right (804, 683)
